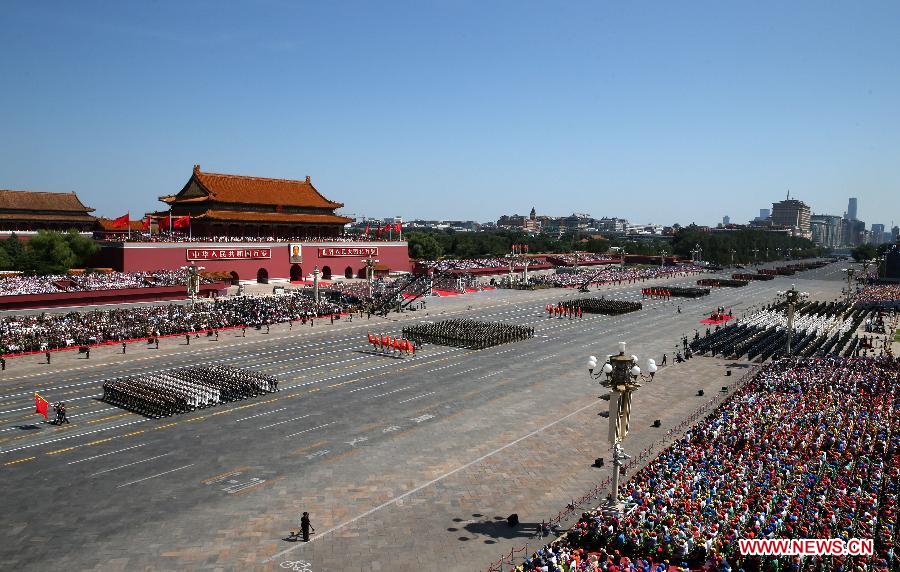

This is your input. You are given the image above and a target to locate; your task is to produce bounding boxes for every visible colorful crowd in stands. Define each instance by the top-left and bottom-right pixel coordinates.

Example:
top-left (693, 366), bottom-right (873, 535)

top-left (0, 270), bottom-right (212, 297)
top-left (0, 292), bottom-right (344, 355)
top-left (420, 258), bottom-right (534, 271)
top-left (525, 265), bottom-right (705, 289)
top-left (514, 357), bottom-right (898, 572)
top-left (855, 285), bottom-right (900, 304)
top-left (547, 254), bottom-right (619, 266)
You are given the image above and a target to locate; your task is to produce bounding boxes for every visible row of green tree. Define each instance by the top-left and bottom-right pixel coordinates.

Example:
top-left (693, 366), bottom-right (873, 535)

top-left (406, 227), bottom-right (824, 264)
top-left (405, 226), bottom-right (824, 264)
top-left (0, 231), bottom-right (99, 275)
top-left (850, 242), bottom-right (894, 262)
top-left (669, 227), bottom-right (823, 264)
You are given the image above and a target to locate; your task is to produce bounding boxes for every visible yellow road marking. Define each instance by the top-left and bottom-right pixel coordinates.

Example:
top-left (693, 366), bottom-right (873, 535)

top-left (200, 466), bottom-right (251, 484)
top-left (290, 440), bottom-right (329, 456)
top-left (88, 413), bottom-right (131, 424)
top-left (4, 456), bottom-right (35, 466)
top-left (47, 446), bottom-right (79, 455)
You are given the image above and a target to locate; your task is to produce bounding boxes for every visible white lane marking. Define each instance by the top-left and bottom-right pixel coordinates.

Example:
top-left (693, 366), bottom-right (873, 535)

top-left (397, 392), bottom-right (436, 404)
top-left (372, 387), bottom-right (411, 399)
top-left (90, 452), bottom-right (172, 476)
top-left (0, 418), bottom-right (149, 455)
top-left (234, 408), bottom-right (287, 423)
top-left (68, 444), bottom-right (147, 465)
top-left (258, 414), bottom-right (311, 430)
top-left (117, 463), bottom-right (195, 488)
top-left (263, 399), bottom-right (600, 562)
top-left (348, 381), bottom-right (389, 393)
top-left (284, 422), bottom-right (335, 439)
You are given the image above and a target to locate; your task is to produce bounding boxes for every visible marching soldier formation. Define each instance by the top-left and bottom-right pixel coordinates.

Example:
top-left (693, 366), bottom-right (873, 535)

top-left (551, 298), bottom-right (642, 316)
top-left (102, 365), bottom-right (279, 418)
top-left (661, 286), bottom-right (711, 298)
top-left (402, 319), bottom-right (534, 350)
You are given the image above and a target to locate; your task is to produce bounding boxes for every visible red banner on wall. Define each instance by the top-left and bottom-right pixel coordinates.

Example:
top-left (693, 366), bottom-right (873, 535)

top-left (186, 248), bottom-right (272, 261)
top-left (318, 247), bottom-right (379, 257)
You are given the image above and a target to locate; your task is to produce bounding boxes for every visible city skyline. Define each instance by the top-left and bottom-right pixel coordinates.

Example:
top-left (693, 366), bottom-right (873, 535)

top-left (1, 1), bottom-right (898, 227)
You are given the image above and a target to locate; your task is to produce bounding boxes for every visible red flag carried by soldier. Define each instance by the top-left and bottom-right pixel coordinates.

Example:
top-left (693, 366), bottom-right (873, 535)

top-left (35, 393), bottom-right (49, 419)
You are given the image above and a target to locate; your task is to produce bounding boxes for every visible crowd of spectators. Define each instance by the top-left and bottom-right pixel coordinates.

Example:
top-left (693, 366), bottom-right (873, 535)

top-left (855, 285), bottom-right (900, 304)
top-left (524, 265), bottom-right (705, 288)
top-left (547, 253), bottom-right (619, 266)
top-left (0, 292), bottom-right (345, 354)
top-left (419, 257), bottom-right (550, 272)
top-left (516, 357), bottom-right (898, 571)
top-left (0, 270), bottom-right (210, 297)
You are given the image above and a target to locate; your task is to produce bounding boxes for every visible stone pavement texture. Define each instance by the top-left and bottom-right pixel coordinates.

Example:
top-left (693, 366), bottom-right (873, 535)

top-left (0, 262), bottom-right (850, 571)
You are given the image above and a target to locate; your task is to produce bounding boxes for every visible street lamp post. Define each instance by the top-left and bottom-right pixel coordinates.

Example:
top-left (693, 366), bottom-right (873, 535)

top-left (691, 244), bottom-right (702, 265)
top-left (659, 249), bottom-right (667, 268)
top-left (861, 259), bottom-right (874, 285)
top-left (587, 342), bottom-right (642, 513)
top-left (873, 256), bottom-right (884, 281)
top-left (776, 284), bottom-right (809, 356)
top-left (842, 268), bottom-right (856, 302)
top-left (181, 264), bottom-right (205, 307)
top-left (729, 249), bottom-right (736, 267)
top-left (312, 266), bottom-right (320, 304)
top-left (364, 256), bottom-right (379, 298)
top-left (752, 248), bottom-right (759, 266)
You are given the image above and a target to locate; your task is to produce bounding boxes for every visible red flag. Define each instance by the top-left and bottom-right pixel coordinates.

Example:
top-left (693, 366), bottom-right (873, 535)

top-left (141, 216), bottom-right (151, 231)
top-left (35, 393), bottom-right (49, 419)
top-left (364, 223), bottom-right (370, 236)
top-left (173, 215), bottom-right (191, 229)
top-left (111, 213), bottom-right (130, 229)
top-left (394, 222), bottom-right (401, 233)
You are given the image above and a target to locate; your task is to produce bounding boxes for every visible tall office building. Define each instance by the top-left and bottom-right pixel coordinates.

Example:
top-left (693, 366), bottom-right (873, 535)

top-left (771, 198), bottom-right (811, 239)
top-left (723, 215), bottom-right (730, 225)
top-left (847, 198), bottom-right (858, 221)
top-left (871, 223), bottom-right (886, 245)
top-left (810, 214), bottom-right (844, 248)
top-left (759, 208), bottom-right (770, 220)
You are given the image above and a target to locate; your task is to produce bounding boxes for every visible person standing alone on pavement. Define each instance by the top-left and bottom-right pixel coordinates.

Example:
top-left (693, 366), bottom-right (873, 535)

top-left (300, 512), bottom-right (314, 542)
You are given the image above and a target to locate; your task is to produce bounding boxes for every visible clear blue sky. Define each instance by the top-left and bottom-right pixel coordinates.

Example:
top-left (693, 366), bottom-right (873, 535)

top-left (2, 1), bottom-right (898, 228)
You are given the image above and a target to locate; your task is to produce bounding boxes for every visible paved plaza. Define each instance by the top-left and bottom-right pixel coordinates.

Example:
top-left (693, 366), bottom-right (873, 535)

top-left (0, 263), bottom-right (850, 571)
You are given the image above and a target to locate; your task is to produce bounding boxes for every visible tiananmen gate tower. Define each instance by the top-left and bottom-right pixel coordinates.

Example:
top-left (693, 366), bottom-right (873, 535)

top-left (157, 165), bottom-right (353, 238)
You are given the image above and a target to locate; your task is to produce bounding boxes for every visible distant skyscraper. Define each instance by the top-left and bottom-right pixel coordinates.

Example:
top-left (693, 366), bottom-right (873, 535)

top-left (723, 215), bottom-right (730, 225)
top-left (893, 225), bottom-right (899, 242)
top-left (847, 198), bottom-right (858, 221)
top-left (811, 214), bottom-right (843, 248)
top-left (759, 208), bottom-right (770, 220)
top-left (871, 223), bottom-right (885, 245)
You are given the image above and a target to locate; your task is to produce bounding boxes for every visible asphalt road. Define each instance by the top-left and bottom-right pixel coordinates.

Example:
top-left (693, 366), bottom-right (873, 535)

top-left (0, 262), bottom-right (851, 571)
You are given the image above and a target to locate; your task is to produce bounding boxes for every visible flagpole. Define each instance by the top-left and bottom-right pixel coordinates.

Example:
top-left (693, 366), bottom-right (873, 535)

top-left (189, 214), bottom-right (192, 241)
top-left (127, 211), bottom-right (131, 241)
top-left (169, 207), bottom-right (173, 234)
